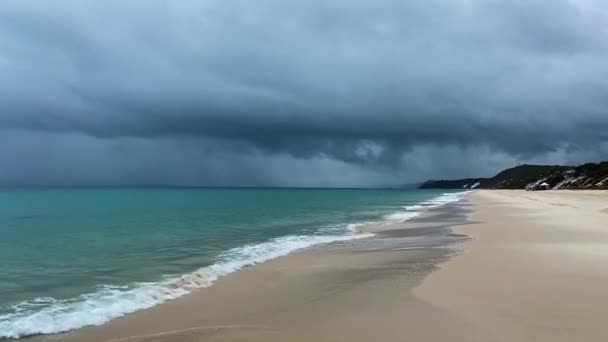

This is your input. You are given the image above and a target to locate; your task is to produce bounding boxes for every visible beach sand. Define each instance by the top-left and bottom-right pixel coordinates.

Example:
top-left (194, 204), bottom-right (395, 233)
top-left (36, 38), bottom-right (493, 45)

top-left (28, 190), bottom-right (608, 342)
top-left (416, 190), bottom-right (608, 341)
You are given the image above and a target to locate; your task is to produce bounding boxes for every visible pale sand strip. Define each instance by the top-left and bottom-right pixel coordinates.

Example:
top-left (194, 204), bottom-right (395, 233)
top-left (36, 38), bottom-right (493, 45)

top-left (415, 190), bottom-right (608, 342)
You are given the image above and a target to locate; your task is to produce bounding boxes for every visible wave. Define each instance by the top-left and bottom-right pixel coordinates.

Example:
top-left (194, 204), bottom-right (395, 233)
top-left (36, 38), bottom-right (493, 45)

top-left (383, 211), bottom-right (420, 222)
top-left (0, 232), bottom-right (371, 339)
top-left (421, 191), bottom-right (469, 208)
top-left (383, 191), bottom-right (468, 223)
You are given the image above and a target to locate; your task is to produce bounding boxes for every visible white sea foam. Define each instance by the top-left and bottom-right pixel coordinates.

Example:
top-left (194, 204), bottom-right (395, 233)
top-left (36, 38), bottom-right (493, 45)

top-left (383, 211), bottom-right (420, 222)
top-left (383, 191), bottom-right (468, 223)
top-left (0, 232), bottom-right (371, 339)
top-left (403, 204), bottom-right (424, 211)
top-left (421, 191), bottom-right (469, 208)
top-left (346, 222), bottom-right (373, 233)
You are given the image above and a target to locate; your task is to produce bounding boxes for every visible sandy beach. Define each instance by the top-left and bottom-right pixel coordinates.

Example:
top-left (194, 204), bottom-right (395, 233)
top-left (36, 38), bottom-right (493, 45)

top-left (27, 190), bottom-right (608, 342)
top-left (416, 190), bottom-right (608, 341)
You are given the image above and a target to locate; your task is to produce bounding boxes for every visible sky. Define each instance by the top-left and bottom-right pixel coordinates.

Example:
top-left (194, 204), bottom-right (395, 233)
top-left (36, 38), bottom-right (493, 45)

top-left (1, 0), bottom-right (607, 187)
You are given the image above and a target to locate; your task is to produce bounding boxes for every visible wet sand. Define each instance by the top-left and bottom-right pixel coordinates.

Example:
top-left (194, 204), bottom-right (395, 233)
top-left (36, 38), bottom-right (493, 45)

top-left (28, 200), bottom-right (491, 342)
top-left (416, 190), bottom-right (608, 342)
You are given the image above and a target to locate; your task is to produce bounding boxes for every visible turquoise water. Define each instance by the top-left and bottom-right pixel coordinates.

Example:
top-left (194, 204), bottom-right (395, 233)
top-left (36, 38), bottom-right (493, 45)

top-left (0, 188), bottom-right (463, 338)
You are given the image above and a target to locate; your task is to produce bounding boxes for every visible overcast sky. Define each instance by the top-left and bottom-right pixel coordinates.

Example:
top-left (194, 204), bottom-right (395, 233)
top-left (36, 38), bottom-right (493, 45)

top-left (1, 0), bottom-right (607, 187)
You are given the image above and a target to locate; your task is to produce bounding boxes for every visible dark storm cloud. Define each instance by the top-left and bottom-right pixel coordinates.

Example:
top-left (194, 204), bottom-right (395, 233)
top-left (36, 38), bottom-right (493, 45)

top-left (0, 0), bottom-right (607, 186)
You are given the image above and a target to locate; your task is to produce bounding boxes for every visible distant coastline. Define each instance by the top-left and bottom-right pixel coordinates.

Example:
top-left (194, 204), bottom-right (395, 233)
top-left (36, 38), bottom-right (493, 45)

top-left (419, 161), bottom-right (608, 190)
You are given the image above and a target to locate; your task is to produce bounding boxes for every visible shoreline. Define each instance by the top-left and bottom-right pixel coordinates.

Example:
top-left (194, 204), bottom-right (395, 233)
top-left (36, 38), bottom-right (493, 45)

top-left (20, 190), bottom-right (608, 341)
top-left (25, 194), bottom-right (479, 342)
top-left (3, 190), bottom-right (465, 340)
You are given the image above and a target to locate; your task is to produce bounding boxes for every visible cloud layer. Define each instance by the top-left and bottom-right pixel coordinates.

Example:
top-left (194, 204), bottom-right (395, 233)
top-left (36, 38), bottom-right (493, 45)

top-left (1, 0), bottom-right (607, 186)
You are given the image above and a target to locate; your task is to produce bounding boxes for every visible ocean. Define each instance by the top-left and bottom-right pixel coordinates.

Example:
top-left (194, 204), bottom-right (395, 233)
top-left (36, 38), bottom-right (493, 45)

top-left (0, 188), bottom-right (466, 338)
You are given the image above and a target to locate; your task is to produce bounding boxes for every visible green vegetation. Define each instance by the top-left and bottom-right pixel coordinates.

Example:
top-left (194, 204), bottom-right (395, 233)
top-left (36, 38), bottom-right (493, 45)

top-left (419, 162), bottom-right (608, 190)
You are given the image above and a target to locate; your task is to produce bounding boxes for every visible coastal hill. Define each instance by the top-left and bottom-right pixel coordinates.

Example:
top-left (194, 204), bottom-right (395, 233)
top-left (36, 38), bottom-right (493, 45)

top-left (419, 161), bottom-right (608, 190)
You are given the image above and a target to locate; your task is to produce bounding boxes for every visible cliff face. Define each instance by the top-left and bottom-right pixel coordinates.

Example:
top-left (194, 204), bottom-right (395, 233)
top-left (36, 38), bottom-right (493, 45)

top-left (536, 162), bottom-right (608, 190)
top-left (419, 162), bottom-right (608, 190)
